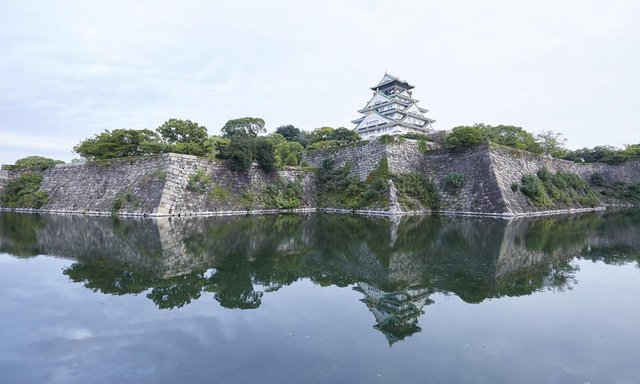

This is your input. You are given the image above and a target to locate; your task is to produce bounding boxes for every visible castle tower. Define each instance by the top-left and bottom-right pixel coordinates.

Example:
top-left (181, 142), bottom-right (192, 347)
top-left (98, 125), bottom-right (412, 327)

top-left (352, 73), bottom-right (435, 139)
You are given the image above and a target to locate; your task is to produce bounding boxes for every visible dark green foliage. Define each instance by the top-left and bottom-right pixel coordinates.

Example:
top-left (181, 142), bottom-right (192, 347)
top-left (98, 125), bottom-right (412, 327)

top-left (479, 124), bottom-right (542, 154)
top-left (111, 191), bottom-right (133, 214)
top-left (156, 119), bottom-right (208, 156)
top-left (392, 172), bottom-right (439, 210)
top-left (445, 126), bottom-right (485, 150)
top-left (74, 129), bottom-right (165, 160)
top-left (4, 156), bottom-right (64, 171)
top-left (222, 117), bottom-right (266, 137)
top-left (0, 173), bottom-right (48, 208)
top-left (442, 172), bottom-right (465, 194)
top-left (379, 135), bottom-right (395, 144)
top-left (306, 126), bottom-right (361, 149)
top-left (589, 172), bottom-right (606, 187)
top-left (563, 144), bottom-right (640, 164)
top-left (316, 157), bottom-right (391, 209)
top-left (521, 174), bottom-right (553, 207)
top-left (262, 178), bottom-right (304, 209)
top-left (316, 160), bottom-right (364, 209)
top-left (511, 183), bottom-right (519, 192)
top-left (254, 137), bottom-right (276, 172)
top-left (417, 139), bottom-right (428, 154)
top-left (186, 170), bottom-right (212, 193)
top-left (520, 168), bottom-right (597, 208)
top-left (275, 125), bottom-right (301, 141)
top-left (218, 134), bottom-right (255, 172)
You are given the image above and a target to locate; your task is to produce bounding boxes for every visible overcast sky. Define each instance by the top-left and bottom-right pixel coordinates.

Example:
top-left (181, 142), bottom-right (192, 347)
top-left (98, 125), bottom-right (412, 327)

top-left (1, 0), bottom-right (639, 164)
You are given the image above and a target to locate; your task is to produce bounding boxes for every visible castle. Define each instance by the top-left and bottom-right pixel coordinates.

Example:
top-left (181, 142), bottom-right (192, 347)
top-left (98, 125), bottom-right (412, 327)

top-left (352, 73), bottom-right (435, 139)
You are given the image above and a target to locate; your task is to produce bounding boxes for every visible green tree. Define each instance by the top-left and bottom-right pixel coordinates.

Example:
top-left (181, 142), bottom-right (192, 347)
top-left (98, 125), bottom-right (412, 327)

top-left (536, 130), bottom-right (567, 157)
top-left (5, 156), bottom-right (64, 170)
top-left (444, 126), bottom-right (485, 150)
top-left (73, 129), bottom-right (165, 160)
top-left (331, 127), bottom-right (361, 144)
top-left (156, 119), bottom-right (208, 156)
top-left (0, 173), bottom-right (48, 208)
top-left (255, 137), bottom-right (276, 172)
top-left (222, 117), bottom-right (266, 137)
top-left (275, 125), bottom-right (301, 141)
top-left (218, 134), bottom-right (255, 171)
top-left (478, 124), bottom-right (542, 153)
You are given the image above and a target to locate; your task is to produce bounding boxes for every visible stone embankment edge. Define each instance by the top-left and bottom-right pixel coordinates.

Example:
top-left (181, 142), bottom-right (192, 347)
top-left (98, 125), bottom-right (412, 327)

top-left (0, 205), bottom-right (612, 218)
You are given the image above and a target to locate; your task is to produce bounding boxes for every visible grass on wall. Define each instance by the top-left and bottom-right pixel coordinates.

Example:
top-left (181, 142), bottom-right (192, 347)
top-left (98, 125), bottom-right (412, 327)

top-left (519, 167), bottom-right (597, 208)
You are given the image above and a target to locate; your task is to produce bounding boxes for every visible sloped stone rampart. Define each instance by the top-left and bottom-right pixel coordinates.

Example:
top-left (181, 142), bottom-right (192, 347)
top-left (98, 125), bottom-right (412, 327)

top-left (301, 141), bottom-right (387, 181)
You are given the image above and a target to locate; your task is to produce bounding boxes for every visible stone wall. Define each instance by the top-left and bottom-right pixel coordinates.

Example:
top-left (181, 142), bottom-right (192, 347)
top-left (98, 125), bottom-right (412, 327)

top-left (302, 140), bottom-right (387, 181)
top-left (488, 144), bottom-right (640, 214)
top-left (0, 154), bottom-right (316, 216)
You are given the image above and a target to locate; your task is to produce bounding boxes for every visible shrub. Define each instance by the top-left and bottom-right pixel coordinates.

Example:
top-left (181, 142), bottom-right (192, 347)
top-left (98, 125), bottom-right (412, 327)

top-left (418, 139), bottom-right (428, 154)
top-left (255, 137), bottom-right (276, 172)
top-left (589, 172), bottom-right (606, 187)
top-left (511, 183), bottom-right (519, 192)
top-left (111, 191), bottom-right (132, 214)
top-left (186, 170), bottom-right (212, 192)
top-left (442, 172), bottom-right (465, 193)
top-left (219, 134), bottom-right (255, 171)
top-left (4, 156), bottom-right (64, 171)
top-left (392, 172), bottom-right (439, 210)
top-left (520, 174), bottom-right (553, 207)
top-left (208, 186), bottom-right (230, 201)
top-left (379, 135), bottom-right (395, 144)
top-left (0, 173), bottom-right (48, 208)
top-left (444, 126), bottom-right (485, 150)
top-left (262, 178), bottom-right (304, 209)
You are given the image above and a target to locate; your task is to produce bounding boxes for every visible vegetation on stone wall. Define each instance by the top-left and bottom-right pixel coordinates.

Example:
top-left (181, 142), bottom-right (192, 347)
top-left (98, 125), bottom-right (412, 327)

top-left (3, 156), bottom-right (64, 171)
top-left (111, 191), bottom-right (133, 214)
top-left (563, 144), bottom-right (640, 164)
top-left (391, 172), bottom-right (440, 210)
top-left (0, 173), bottom-right (48, 208)
top-left (589, 172), bottom-right (640, 204)
top-left (315, 157), bottom-right (390, 209)
top-left (261, 177), bottom-right (305, 209)
top-left (441, 172), bottom-right (465, 194)
top-left (444, 126), bottom-right (485, 150)
top-left (519, 168), bottom-right (597, 208)
top-left (186, 170), bottom-right (212, 193)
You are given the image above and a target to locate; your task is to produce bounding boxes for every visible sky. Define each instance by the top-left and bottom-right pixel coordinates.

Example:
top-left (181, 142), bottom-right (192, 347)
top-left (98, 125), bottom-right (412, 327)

top-left (1, 0), bottom-right (639, 164)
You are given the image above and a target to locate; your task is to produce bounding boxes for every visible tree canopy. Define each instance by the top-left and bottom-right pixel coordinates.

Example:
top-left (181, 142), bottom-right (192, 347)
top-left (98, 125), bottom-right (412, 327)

top-left (73, 129), bottom-right (165, 160)
top-left (222, 117), bottom-right (266, 138)
top-left (4, 156), bottom-right (64, 170)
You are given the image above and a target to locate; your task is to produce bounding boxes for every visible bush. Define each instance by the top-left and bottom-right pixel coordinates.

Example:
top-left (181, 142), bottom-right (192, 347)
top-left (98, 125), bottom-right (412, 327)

top-left (442, 172), bottom-right (465, 193)
top-left (0, 173), bottom-right (48, 208)
top-left (262, 178), bottom-right (304, 209)
top-left (520, 174), bottom-right (553, 207)
top-left (418, 139), bottom-right (428, 154)
top-left (444, 126), bottom-right (485, 150)
top-left (255, 137), bottom-right (276, 172)
top-left (4, 156), bottom-right (64, 171)
top-left (392, 172), bottom-right (439, 210)
top-left (219, 134), bottom-right (255, 171)
top-left (74, 129), bottom-right (165, 160)
top-left (589, 172), bottom-right (606, 187)
top-left (186, 170), bottom-right (212, 192)
top-left (379, 135), bottom-right (395, 144)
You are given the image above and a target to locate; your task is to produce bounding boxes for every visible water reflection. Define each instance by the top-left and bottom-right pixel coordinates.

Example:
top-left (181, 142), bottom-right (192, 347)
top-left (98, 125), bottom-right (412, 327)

top-left (1, 210), bottom-right (639, 344)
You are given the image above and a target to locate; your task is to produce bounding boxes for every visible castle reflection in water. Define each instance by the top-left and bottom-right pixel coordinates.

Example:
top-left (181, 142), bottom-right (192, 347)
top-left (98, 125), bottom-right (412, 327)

top-left (1, 210), bottom-right (639, 344)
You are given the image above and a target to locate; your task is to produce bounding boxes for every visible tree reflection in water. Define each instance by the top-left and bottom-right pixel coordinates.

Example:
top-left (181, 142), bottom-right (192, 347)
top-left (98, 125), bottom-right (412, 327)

top-left (1, 210), bottom-right (639, 343)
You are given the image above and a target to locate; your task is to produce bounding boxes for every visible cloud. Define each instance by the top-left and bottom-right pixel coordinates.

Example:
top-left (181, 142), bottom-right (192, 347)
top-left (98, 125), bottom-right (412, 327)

top-left (0, 0), bottom-right (639, 165)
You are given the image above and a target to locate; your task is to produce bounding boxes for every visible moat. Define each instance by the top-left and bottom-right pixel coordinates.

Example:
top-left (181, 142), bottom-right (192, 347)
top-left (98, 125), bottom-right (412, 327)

top-left (1, 210), bottom-right (639, 383)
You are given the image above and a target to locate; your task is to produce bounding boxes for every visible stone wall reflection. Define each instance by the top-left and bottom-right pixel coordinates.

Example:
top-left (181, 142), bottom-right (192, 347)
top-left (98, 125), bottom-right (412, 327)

top-left (1, 210), bottom-right (639, 340)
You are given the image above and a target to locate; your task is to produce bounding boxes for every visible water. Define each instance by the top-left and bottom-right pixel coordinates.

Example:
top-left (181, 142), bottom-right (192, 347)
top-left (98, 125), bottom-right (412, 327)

top-left (1, 211), bottom-right (639, 384)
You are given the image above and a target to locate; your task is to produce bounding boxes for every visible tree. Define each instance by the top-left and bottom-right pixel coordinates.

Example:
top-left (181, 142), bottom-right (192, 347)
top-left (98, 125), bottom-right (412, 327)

top-left (222, 117), bottom-right (266, 138)
top-left (156, 119), bottom-right (208, 156)
top-left (275, 125), bottom-right (301, 141)
top-left (444, 126), bottom-right (485, 150)
top-left (218, 134), bottom-right (255, 171)
top-left (156, 118), bottom-right (208, 144)
top-left (5, 156), bottom-right (64, 170)
top-left (73, 129), bottom-right (165, 160)
top-left (479, 124), bottom-right (542, 153)
top-left (331, 127), bottom-right (361, 144)
top-left (536, 130), bottom-right (567, 157)
top-left (254, 137), bottom-right (276, 172)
